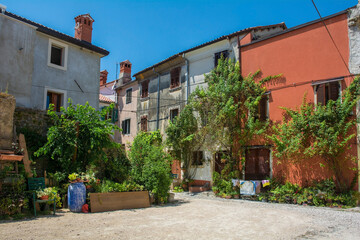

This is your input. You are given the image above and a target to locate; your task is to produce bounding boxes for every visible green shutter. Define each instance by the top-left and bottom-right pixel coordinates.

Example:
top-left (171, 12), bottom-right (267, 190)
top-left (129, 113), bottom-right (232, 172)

top-left (100, 106), bottom-right (105, 121)
top-left (112, 108), bottom-right (119, 123)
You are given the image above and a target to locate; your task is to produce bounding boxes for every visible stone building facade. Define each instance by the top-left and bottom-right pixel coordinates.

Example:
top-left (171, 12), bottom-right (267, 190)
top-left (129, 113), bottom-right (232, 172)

top-left (0, 5), bottom-right (109, 111)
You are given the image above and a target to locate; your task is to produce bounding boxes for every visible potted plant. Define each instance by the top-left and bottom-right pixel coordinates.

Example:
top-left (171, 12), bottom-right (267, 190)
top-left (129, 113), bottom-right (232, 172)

top-left (36, 187), bottom-right (53, 200)
top-left (232, 191), bottom-right (240, 199)
top-left (212, 186), bottom-right (219, 195)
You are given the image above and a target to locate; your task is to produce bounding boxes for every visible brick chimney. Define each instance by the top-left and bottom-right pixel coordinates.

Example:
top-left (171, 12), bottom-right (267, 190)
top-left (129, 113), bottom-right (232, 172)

top-left (119, 60), bottom-right (132, 85)
top-left (74, 14), bottom-right (94, 43)
top-left (100, 70), bottom-right (108, 86)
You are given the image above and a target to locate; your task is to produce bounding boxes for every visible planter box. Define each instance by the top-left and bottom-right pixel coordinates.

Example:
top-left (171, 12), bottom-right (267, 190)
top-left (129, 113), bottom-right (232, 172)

top-left (89, 191), bottom-right (150, 213)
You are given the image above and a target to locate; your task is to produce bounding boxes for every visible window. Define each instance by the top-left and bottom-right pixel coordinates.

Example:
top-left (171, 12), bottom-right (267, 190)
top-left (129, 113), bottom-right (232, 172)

top-left (122, 119), bottom-right (131, 135)
top-left (46, 92), bottom-right (62, 112)
top-left (170, 67), bottom-right (181, 89)
top-left (255, 95), bottom-right (268, 121)
top-left (126, 88), bottom-right (132, 104)
top-left (214, 50), bottom-right (229, 67)
top-left (192, 151), bottom-right (204, 166)
top-left (48, 39), bottom-right (68, 70)
top-left (141, 80), bottom-right (149, 98)
top-left (170, 108), bottom-right (179, 122)
top-left (141, 116), bottom-right (148, 132)
top-left (315, 81), bottom-right (340, 106)
top-left (245, 148), bottom-right (270, 180)
top-left (50, 46), bottom-right (62, 66)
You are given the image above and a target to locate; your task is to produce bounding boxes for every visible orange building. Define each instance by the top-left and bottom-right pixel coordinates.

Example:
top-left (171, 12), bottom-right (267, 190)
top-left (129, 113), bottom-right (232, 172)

top-left (240, 9), bottom-right (358, 189)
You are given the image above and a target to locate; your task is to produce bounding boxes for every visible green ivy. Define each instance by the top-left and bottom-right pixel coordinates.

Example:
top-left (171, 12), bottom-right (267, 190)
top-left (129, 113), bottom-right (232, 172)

top-left (269, 77), bottom-right (360, 191)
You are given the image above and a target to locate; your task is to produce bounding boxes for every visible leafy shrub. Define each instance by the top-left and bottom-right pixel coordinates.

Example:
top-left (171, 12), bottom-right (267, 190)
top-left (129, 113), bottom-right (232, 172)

top-left (94, 180), bottom-right (144, 193)
top-left (129, 131), bottom-right (172, 203)
top-left (258, 179), bottom-right (357, 208)
top-left (0, 178), bottom-right (29, 216)
top-left (93, 146), bottom-right (131, 183)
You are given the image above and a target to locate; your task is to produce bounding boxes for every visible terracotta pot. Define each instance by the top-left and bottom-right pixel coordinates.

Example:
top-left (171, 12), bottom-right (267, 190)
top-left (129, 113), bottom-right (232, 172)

top-left (233, 194), bottom-right (240, 199)
top-left (40, 195), bottom-right (49, 200)
top-left (225, 195), bottom-right (232, 199)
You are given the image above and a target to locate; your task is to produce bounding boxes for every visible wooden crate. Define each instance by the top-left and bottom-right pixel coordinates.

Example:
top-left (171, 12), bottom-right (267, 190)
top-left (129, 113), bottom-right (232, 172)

top-left (89, 191), bottom-right (150, 213)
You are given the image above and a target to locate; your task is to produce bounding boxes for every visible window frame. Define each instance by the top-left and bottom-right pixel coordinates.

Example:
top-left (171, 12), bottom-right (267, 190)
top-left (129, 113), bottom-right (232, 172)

top-left (169, 108), bottom-right (179, 122)
top-left (140, 115), bottom-right (148, 132)
top-left (214, 50), bottom-right (229, 68)
top-left (170, 67), bottom-right (181, 89)
top-left (43, 87), bottom-right (67, 112)
top-left (47, 39), bottom-right (68, 71)
top-left (125, 88), bottom-right (132, 104)
top-left (141, 80), bottom-right (149, 99)
top-left (122, 118), bottom-right (131, 135)
top-left (314, 79), bottom-right (342, 106)
top-left (255, 94), bottom-right (269, 122)
top-left (192, 151), bottom-right (204, 166)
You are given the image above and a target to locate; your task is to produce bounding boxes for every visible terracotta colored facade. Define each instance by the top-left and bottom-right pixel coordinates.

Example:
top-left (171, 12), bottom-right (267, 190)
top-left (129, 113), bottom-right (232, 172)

top-left (241, 12), bottom-right (357, 188)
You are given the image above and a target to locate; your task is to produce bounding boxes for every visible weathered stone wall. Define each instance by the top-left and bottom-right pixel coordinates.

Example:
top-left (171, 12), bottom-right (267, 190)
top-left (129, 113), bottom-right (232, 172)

top-left (0, 93), bottom-right (16, 149)
top-left (348, 3), bottom-right (360, 75)
top-left (13, 107), bottom-right (51, 137)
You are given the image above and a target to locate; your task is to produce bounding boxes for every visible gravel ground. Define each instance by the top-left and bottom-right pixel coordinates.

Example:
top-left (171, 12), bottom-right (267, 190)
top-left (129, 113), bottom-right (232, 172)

top-left (1, 191), bottom-right (359, 240)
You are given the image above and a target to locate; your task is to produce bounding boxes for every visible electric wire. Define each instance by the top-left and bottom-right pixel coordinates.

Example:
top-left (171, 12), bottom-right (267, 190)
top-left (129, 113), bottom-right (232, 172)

top-left (311, 0), bottom-right (353, 77)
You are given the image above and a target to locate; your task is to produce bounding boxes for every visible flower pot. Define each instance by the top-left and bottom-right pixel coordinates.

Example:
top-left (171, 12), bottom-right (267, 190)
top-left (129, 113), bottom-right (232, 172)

top-left (40, 195), bottom-right (49, 200)
top-left (233, 194), bottom-right (240, 199)
top-left (225, 195), bottom-right (232, 199)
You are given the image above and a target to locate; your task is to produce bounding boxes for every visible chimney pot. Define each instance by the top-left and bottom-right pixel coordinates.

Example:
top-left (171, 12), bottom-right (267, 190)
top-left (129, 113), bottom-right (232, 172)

top-left (100, 70), bottom-right (108, 86)
top-left (119, 60), bottom-right (132, 84)
top-left (74, 14), bottom-right (94, 43)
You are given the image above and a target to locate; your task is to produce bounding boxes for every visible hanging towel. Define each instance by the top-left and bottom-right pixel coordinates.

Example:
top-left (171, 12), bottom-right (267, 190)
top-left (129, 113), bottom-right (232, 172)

top-left (262, 180), bottom-right (270, 187)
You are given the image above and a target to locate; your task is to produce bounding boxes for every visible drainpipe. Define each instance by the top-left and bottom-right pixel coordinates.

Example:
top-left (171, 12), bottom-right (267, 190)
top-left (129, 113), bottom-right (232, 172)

top-left (182, 53), bottom-right (190, 103)
top-left (237, 34), bottom-right (242, 75)
top-left (153, 67), bottom-right (161, 130)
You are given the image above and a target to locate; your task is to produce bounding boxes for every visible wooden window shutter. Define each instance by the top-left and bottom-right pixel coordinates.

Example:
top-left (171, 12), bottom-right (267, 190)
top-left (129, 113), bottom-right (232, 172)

top-left (141, 116), bottom-right (147, 132)
top-left (329, 81), bottom-right (340, 101)
top-left (259, 97), bottom-right (267, 121)
top-left (122, 120), bottom-right (125, 134)
top-left (316, 84), bottom-right (325, 106)
top-left (170, 67), bottom-right (180, 89)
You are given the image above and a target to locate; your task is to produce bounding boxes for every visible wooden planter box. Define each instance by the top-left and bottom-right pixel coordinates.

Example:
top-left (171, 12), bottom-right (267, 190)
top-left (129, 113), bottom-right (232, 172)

top-left (89, 191), bottom-right (150, 213)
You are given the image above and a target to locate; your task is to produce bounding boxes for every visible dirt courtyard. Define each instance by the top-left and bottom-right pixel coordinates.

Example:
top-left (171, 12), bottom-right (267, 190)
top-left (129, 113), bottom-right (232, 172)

top-left (1, 193), bottom-right (360, 240)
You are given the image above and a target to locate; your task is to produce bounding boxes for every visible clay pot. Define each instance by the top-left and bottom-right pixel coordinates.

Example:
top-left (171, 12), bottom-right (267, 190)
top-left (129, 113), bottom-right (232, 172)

top-left (233, 194), bottom-right (240, 199)
top-left (40, 195), bottom-right (49, 200)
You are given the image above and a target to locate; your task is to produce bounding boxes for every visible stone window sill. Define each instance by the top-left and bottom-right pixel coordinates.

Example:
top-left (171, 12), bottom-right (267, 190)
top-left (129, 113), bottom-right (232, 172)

top-left (170, 86), bottom-right (181, 92)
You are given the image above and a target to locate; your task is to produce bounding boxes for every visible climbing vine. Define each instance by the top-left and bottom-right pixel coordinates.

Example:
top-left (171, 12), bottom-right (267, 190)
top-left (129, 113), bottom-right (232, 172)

top-left (269, 77), bottom-right (360, 191)
top-left (190, 58), bottom-right (281, 178)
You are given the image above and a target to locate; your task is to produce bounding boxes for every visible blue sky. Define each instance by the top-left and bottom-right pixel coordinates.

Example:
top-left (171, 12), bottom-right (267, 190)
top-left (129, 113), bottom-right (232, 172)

top-left (3, 0), bottom-right (357, 82)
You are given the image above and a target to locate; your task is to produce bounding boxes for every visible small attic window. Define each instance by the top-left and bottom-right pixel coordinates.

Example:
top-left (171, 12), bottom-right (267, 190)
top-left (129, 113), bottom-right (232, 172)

top-left (84, 19), bottom-right (87, 24)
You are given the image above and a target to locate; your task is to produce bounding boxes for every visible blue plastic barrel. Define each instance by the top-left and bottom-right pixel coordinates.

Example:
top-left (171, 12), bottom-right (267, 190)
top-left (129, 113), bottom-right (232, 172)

top-left (68, 182), bottom-right (86, 212)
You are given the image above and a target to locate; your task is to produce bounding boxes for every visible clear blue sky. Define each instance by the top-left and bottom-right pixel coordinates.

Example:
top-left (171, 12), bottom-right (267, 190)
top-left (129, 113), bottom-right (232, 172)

top-left (2, 0), bottom-right (357, 82)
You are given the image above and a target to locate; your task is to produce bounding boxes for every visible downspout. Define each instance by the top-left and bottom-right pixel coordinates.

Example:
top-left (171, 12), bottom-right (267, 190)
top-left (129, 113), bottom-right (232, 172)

top-left (182, 53), bottom-right (190, 103)
top-left (153, 67), bottom-right (161, 130)
top-left (237, 34), bottom-right (242, 75)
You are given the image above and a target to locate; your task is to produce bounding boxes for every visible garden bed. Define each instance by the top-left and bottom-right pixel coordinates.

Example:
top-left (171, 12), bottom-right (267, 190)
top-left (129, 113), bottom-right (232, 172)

top-left (89, 191), bottom-right (150, 213)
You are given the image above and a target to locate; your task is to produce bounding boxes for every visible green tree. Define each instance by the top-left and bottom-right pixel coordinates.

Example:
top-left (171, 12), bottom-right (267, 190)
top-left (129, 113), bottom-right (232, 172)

top-left (269, 77), bottom-right (360, 191)
top-left (191, 58), bottom-right (280, 178)
top-left (35, 100), bottom-right (120, 175)
top-left (129, 131), bottom-right (172, 203)
top-left (166, 105), bottom-right (199, 180)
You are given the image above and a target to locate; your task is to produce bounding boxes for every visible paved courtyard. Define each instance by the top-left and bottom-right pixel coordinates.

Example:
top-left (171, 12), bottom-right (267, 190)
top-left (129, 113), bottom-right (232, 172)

top-left (1, 192), bottom-right (360, 240)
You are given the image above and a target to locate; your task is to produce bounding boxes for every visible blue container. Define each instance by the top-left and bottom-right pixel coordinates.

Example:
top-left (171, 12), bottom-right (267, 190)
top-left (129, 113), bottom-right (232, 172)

top-left (68, 182), bottom-right (86, 212)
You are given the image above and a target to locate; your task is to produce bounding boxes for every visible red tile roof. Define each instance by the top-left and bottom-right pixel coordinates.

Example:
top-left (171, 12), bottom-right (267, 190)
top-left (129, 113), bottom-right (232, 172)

top-left (99, 94), bottom-right (114, 103)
